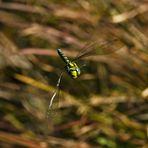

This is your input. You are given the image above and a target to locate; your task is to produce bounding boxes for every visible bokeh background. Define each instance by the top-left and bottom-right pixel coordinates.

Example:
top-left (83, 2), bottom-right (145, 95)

top-left (0, 0), bottom-right (148, 148)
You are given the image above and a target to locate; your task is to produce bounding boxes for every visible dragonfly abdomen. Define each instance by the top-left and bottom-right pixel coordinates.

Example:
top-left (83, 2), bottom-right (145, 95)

top-left (57, 48), bottom-right (80, 79)
top-left (57, 49), bottom-right (70, 64)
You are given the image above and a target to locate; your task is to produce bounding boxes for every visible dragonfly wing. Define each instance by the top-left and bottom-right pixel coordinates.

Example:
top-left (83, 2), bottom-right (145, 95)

top-left (46, 72), bottom-right (63, 127)
top-left (73, 37), bottom-right (122, 61)
top-left (74, 40), bottom-right (98, 59)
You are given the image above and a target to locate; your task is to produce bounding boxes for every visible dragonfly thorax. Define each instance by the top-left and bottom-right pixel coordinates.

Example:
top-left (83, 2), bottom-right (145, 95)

top-left (57, 49), bottom-right (80, 78)
top-left (65, 62), bottom-right (81, 79)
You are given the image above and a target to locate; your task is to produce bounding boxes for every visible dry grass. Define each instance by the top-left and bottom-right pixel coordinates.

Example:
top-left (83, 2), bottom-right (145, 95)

top-left (0, 0), bottom-right (148, 147)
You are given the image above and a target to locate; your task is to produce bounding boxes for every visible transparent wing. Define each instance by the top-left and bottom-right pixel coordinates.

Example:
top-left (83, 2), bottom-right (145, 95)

top-left (73, 37), bottom-right (122, 61)
top-left (46, 72), bottom-right (63, 132)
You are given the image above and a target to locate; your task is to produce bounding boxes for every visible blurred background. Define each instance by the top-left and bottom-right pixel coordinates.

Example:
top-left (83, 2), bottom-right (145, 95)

top-left (0, 0), bottom-right (148, 148)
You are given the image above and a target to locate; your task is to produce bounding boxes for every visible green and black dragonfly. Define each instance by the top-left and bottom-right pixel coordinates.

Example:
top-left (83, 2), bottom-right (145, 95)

top-left (47, 38), bottom-right (120, 118)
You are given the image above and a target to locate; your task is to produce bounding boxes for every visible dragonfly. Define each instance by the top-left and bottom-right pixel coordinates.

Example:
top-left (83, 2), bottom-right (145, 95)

top-left (46, 38), bottom-right (120, 120)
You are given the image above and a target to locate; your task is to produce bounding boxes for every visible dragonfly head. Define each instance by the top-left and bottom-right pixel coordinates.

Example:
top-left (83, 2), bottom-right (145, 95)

top-left (66, 62), bottom-right (81, 79)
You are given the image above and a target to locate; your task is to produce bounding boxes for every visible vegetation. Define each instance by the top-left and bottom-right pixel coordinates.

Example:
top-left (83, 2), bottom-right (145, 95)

top-left (0, 0), bottom-right (148, 147)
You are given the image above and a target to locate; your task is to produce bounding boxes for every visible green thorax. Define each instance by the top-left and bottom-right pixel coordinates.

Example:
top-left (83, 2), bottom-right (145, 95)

top-left (57, 49), bottom-right (81, 79)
